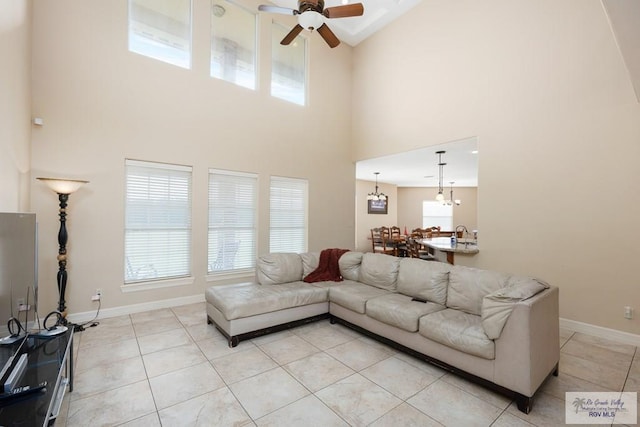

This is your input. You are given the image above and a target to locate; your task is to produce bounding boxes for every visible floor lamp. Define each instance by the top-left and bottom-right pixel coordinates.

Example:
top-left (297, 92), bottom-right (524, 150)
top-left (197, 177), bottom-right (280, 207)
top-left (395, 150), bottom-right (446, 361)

top-left (37, 177), bottom-right (88, 334)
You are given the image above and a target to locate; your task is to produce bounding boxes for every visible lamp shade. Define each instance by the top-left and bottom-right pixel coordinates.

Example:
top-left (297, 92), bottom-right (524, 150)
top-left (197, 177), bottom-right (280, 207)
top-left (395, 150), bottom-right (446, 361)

top-left (37, 177), bottom-right (88, 194)
top-left (435, 192), bottom-right (445, 202)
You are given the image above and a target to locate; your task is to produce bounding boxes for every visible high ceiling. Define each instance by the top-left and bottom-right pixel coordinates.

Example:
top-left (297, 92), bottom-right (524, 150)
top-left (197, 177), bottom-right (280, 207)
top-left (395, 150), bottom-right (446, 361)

top-left (356, 137), bottom-right (479, 188)
top-left (267, 0), bottom-right (422, 46)
top-left (260, 1), bottom-right (638, 187)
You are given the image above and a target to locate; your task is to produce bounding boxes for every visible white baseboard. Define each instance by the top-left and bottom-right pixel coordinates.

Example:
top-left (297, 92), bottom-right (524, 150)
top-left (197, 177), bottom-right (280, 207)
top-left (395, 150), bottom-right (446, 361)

top-left (66, 294), bottom-right (206, 324)
top-left (560, 317), bottom-right (640, 347)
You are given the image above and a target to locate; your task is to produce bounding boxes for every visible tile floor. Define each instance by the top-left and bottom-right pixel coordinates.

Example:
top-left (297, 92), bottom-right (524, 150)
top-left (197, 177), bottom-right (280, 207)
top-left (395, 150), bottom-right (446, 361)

top-left (56, 302), bottom-right (639, 426)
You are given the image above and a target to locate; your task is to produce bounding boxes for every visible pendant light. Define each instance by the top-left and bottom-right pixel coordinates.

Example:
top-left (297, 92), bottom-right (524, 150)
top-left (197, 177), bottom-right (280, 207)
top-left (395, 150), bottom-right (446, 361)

top-left (367, 172), bottom-right (387, 201)
top-left (435, 151), bottom-right (446, 202)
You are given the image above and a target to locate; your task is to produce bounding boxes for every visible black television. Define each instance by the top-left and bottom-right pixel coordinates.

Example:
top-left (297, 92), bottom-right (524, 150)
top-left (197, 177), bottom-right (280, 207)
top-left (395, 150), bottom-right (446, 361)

top-left (0, 212), bottom-right (38, 379)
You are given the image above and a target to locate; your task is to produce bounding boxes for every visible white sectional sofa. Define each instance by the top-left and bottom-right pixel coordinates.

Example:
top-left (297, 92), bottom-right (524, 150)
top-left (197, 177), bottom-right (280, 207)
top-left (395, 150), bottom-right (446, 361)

top-left (205, 251), bottom-right (559, 413)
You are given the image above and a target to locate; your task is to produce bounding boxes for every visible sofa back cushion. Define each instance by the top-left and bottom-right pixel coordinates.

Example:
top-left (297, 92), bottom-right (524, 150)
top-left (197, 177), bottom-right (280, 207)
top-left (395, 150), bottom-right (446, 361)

top-left (446, 266), bottom-right (511, 315)
top-left (339, 252), bottom-right (363, 281)
top-left (358, 253), bottom-right (400, 291)
top-left (397, 258), bottom-right (451, 305)
top-left (300, 252), bottom-right (320, 277)
top-left (256, 253), bottom-right (303, 285)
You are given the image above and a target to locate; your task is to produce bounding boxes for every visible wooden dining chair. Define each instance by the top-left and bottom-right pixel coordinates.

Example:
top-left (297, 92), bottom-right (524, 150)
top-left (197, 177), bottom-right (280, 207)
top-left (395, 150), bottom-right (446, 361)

top-left (390, 226), bottom-right (407, 256)
top-left (371, 227), bottom-right (395, 255)
top-left (424, 226), bottom-right (441, 238)
top-left (407, 237), bottom-right (435, 260)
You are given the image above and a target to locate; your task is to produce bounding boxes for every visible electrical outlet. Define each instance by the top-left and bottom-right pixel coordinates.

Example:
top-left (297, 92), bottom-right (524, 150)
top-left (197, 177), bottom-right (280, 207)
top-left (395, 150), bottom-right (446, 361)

top-left (16, 298), bottom-right (31, 312)
top-left (91, 289), bottom-right (102, 302)
top-left (624, 306), bottom-right (633, 319)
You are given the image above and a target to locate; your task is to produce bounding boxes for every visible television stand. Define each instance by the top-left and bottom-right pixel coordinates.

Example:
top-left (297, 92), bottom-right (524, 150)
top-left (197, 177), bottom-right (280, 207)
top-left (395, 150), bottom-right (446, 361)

top-left (0, 329), bottom-right (73, 426)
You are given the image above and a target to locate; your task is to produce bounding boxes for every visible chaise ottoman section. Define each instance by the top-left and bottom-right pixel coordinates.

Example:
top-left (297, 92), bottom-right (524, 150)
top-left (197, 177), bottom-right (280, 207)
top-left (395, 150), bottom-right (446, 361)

top-left (365, 293), bottom-right (445, 332)
top-left (207, 281), bottom-right (327, 319)
top-left (206, 281), bottom-right (329, 346)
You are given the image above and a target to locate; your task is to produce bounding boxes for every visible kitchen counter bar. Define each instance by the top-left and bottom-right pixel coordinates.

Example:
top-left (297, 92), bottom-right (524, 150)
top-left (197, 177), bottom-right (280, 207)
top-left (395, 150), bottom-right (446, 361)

top-left (417, 237), bottom-right (479, 264)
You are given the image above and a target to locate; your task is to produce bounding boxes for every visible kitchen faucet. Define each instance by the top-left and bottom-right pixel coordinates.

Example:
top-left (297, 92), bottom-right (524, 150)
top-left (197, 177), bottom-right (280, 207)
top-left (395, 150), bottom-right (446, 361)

top-left (455, 225), bottom-right (469, 247)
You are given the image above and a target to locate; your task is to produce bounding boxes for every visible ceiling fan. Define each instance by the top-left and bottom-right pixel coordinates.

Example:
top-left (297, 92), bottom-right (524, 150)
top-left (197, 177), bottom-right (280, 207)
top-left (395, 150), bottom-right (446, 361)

top-left (258, 0), bottom-right (364, 48)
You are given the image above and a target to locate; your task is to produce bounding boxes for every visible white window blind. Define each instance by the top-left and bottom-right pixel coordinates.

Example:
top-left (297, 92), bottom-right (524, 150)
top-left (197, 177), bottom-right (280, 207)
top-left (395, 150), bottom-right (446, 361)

top-left (208, 169), bottom-right (257, 273)
top-left (270, 176), bottom-right (308, 253)
top-left (125, 160), bottom-right (192, 283)
top-left (128, 0), bottom-right (192, 69)
top-left (422, 200), bottom-right (453, 231)
top-left (210, 1), bottom-right (256, 89)
top-left (271, 22), bottom-right (306, 106)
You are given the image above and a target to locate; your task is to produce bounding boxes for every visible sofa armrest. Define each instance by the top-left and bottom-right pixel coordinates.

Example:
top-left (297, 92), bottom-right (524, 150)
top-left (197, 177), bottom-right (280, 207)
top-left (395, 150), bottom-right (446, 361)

top-left (492, 286), bottom-right (559, 397)
top-left (481, 279), bottom-right (549, 339)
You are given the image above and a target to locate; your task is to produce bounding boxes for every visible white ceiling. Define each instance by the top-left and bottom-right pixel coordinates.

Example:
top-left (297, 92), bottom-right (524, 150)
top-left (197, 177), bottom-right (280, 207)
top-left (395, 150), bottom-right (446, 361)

top-left (267, 0), bottom-right (422, 46)
top-left (356, 137), bottom-right (479, 188)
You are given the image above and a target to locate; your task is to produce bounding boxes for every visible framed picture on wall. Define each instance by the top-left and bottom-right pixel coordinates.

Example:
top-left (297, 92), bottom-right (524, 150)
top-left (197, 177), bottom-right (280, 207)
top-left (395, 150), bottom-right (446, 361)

top-left (368, 198), bottom-right (388, 214)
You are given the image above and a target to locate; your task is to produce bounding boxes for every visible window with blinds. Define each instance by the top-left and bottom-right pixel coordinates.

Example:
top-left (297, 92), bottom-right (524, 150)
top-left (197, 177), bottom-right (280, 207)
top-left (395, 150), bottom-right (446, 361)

top-left (269, 176), bottom-right (308, 253)
top-left (208, 169), bottom-right (257, 274)
top-left (422, 200), bottom-right (453, 230)
top-left (128, 0), bottom-right (192, 69)
top-left (124, 160), bottom-right (192, 284)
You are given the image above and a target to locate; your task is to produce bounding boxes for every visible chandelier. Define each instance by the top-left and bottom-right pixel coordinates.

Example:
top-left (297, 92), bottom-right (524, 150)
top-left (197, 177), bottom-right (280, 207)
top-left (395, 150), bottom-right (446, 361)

top-left (367, 172), bottom-right (387, 201)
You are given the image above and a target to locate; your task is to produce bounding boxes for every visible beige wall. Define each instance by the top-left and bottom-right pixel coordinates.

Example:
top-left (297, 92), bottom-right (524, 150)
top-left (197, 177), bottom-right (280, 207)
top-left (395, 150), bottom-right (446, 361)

top-left (28, 0), bottom-right (355, 316)
top-left (353, 0), bottom-right (640, 333)
top-left (0, 0), bottom-right (31, 212)
top-left (4, 0), bottom-right (640, 336)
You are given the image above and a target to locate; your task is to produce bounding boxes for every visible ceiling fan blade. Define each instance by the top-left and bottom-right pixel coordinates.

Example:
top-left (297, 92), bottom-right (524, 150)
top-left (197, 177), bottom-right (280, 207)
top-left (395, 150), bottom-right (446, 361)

top-left (323, 3), bottom-right (364, 19)
top-left (258, 5), bottom-right (298, 15)
top-left (317, 23), bottom-right (340, 48)
top-left (281, 24), bottom-right (304, 45)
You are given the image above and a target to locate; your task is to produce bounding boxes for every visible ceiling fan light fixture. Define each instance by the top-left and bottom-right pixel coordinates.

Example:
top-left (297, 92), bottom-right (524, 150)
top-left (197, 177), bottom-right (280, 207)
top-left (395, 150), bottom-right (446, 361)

top-left (298, 11), bottom-right (324, 31)
top-left (258, 0), bottom-right (364, 48)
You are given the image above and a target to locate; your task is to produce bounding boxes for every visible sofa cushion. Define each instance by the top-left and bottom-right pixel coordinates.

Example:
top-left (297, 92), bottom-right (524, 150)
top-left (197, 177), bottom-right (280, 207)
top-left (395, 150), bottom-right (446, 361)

top-left (205, 282), bottom-right (327, 320)
top-left (366, 293), bottom-right (446, 332)
top-left (300, 252), bottom-right (320, 277)
top-left (257, 253), bottom-right (303, 285)
top-left (328, 281), bottom-right (390, 314)
top-left (446, 266), bottom-right (511, 315)
top-left (339, 252), bottom-right (363, 281)
top-left (358, 253), bottom-right (400, 291)
top-left (397, 258), bottom-right (450, 305)
top-left (419, 309), bottom-right (495, 360)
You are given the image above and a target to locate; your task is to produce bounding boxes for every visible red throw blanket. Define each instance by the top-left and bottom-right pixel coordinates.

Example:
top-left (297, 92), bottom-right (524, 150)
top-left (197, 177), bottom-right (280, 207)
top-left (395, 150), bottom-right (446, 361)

top-left (303, 248), bottom-right (350, 283)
